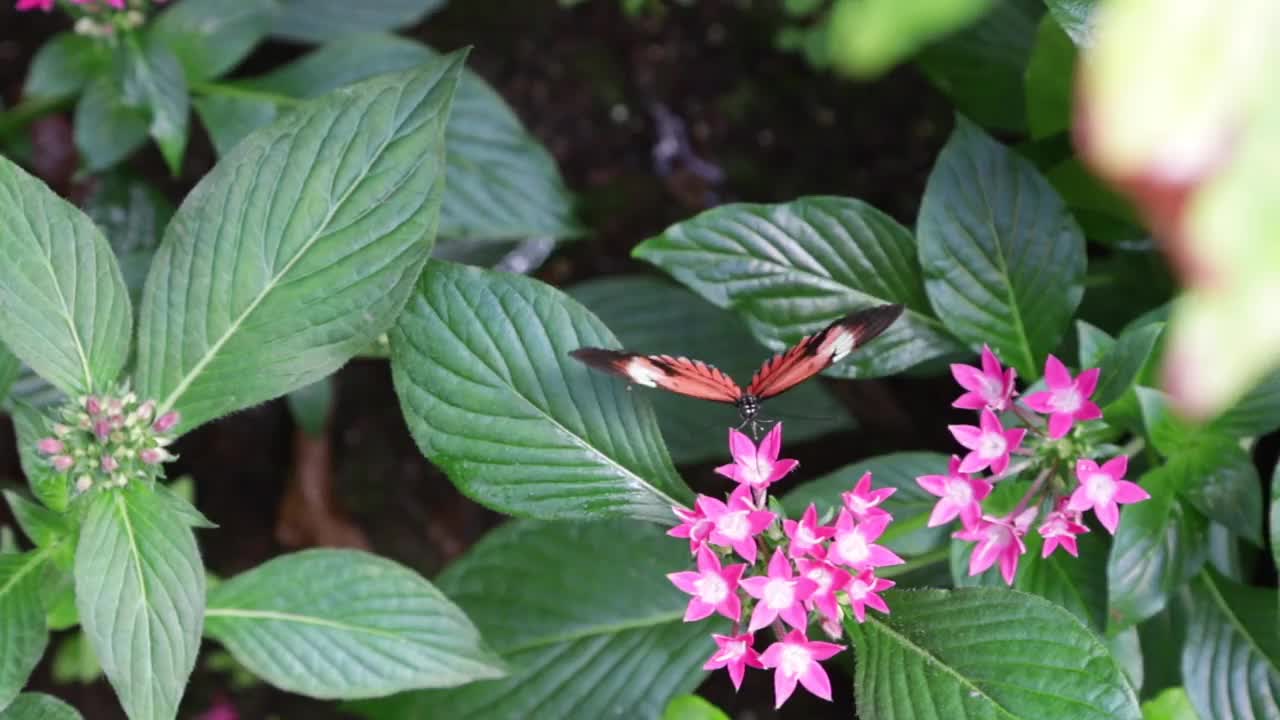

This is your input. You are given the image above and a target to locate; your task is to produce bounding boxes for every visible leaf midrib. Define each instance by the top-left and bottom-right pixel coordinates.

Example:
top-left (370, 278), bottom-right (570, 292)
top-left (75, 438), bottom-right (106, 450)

top-left (204, 607), bottom-right (405, 641)
top-left (0, 546), bottom-right (51, 599)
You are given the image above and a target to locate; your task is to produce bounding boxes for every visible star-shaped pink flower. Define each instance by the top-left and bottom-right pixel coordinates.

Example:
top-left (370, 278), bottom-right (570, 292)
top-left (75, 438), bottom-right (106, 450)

top-left (796, 556), bottom-right (851, 623)
top-left (703, 632), bottom-right (762, 690)
top-left (16, 0), bottom-right (55, 11)
top-left (667, 547), bottom-right (746, 622)
top-left (846, 569), bottom-right (895, 622)
top-left (759, 629), bottom-right (844, 707)
top-left (916, 455), bottom-right (993, 529)
top-left (954, 507), bottom-right (1037, 585)
top-left (783, 503), bottom-right (835, 559)
top-left (1038, 500), bottom-right (1090, 557)
top-left (715, 423), bottom-right (799, 491)
top-left (841, 471), bottom-right (896, 522)
top-left (1023, 354), bottom-right (1103, 439)
top-left (1068, 456), bottom-right (1149, 534)
top-left (951, 344), bottom-right (1017, 412)
top-left (949, 408), bottom-right (1026, 475)
top-left (667, 501), bottom-right (712, 554)
top-left (740, 550), bottom-right (817, 632)
top-left (699, 485), bottom-right (776, 564)
top-left (827, 509), bottom-right (903, 571)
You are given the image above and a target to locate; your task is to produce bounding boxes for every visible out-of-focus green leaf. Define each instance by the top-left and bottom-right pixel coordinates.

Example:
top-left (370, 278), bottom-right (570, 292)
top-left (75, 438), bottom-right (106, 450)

top-left (1025, 15), bottom-right (1075, 139)
top-left (829, 0), bottom-right (995, 76)
top-left (191, 93), bottom-right (279, 157)
top-left (0, 693), bottom-right (83, 720)
top-left (1044, 0), bottom-right (1097, 46)
top-left (1270, 460), bottom-right (1280, 572)
top-left (285, 377), bottom-right (333, 438)
top-left (151, 0), bottom-right (275, 82)
top-left (1181, 570), bottom-right (1279, 720)
top-left (24, 33), bottom-right (109, 101)
top-left (269, 0), bottom-right (447, 43)
top-left (1092, 322), bottom-right (1164, 407)
top-left (81, 173), bottom-right (174, 308)
top-left (662, 695), bottom-right (730, 720)
top-left (1141, 687), bottom-right (1198, 720)
top-left (51, 632), bottom-right (103, 686)
top-left (0, 551), bottom-right (49, 710)
top-left (120, 35), bottom-right (190, 175)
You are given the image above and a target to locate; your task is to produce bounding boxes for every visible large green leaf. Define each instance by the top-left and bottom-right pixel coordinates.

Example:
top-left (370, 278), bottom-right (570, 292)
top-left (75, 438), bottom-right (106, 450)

top-left (119, 35), bottom-right (190, 175)
top-left (1024, 14), bottom-right (1076, 139)
top-left (0, 693), bottom-right (83, 720)
top-left (269, 0), bottom-right (446, 43)
top-left (633, 196), bottom-right (965, 378)
top-left (917, 0), bottom-right (1040, 133)
top-left (1169, 439), bottom-right (1262, 547)
top-left (568, 276), bottom-right (852, 465)
top-left (1108, 466), bottom-right (1208, 629)
top-left (0, 155), bottom-right (132, 396)
top-left (237, 34), bottom-right (578, 241)
top-left (1044, 0), bottom-right (1097, 46)
top-left (205, 549), bottom-right (503, 698)
top-left (136, 54), bottom-right (464, 433)
top-left (75, 485), bottom-right (205, 720)
top-left (1209, 368), bottom-right (1280, 438)
top-left (1016, 525), bottom-right (1110, 631)
top-left (0, 344), bottom-right (18, 405)
top-left (2, 491), bottom-right (68, 550)
top-left (828, 0), bottom-right (995, 76)
top-left (150, 0), bottom-right (275, 82)
top-left (0, 551), bottom-right (49, 711)
top-left (390, 262), bottom-right (690, 522)
top-left (917, 117), bottom-right (1086, 378)
top-left (9, 401), bottom-right (69, 512)
top-left (1181, 570), bottom-right (1280, 720)
top-left (1092, 321), bottom-right (1163, 408)
top-left (847, 587), bottom-right (1141, 719)
top-left (23, 33), bottom-right (109, 101)
top-left (783, 451), bottom-right (951, 556)
top-left (351, 520), bottom-right (714, 719)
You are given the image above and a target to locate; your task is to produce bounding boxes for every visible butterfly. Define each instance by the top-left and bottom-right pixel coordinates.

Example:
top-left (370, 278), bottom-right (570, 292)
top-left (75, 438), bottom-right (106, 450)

top-left (570, 304), bottom-right (904, 435)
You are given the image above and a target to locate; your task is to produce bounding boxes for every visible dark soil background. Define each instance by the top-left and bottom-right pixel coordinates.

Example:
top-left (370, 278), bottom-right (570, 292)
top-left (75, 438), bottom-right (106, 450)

top-left (0, 1), bottom-right (968, 717)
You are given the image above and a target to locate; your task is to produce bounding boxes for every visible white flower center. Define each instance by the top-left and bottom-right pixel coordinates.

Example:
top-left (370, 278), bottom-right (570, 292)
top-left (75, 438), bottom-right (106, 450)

top-left (1041, 516), bottom-right (1069, 538)
top-left (718, 511), bottom-right (750, 540)
top-left (848, 578), bottom-right (870, 600)
top-left (977, 432), bottom-right (1007, 459)
top-left (717, 639), bottom-right (747, 663)
top-left (1086, 472), bottom-right (1115, 503)
top-left (807, 566), bottom-right (832, 594)
top-left (837, 531), bottom-right (869, 565)
top-left (779, 644), bottom-right (812, 679)
top-left (742, 459), bottom-right (772, 487)
top-left (945, 478), bottom-right (974, 505)
top-left (797, 525), bottom-right (817, 545)
top-left (980, 524), bottom-right (1013, 554)
top-left (763, 578), bottom-right (796, 609)
top-left (695, 574), bottom-right (729, 604)
top-left (981, 376), bottom-right (1005, 407)
top-left (1051, 387), bottom-right (1082, 413)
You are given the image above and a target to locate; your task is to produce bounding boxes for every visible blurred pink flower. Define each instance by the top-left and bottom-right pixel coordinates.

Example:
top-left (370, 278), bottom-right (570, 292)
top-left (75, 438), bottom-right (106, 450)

top-left (667, 547), bottom-right (745, 622)
top-left (916, 455), bottom-right (993, 529)
top-left (759, 629), bottom-right (844, 707)
top-left (740, 550), bottom-right (817, 633)
top-left (827, 509), bottom-right (903, 571)
top-left (846, 569), bottom-right (895, 623)
top-left (782, 503), bottom-right (834, 559)
top-left (1038, 501), bottom-right (1090, 557)
top-left (949, 408), bottom-right (1026, 475)
top-left (15, 0), bottom-right (54, 12)
top-left (1068, 456), bottom-right (1149, 533)
top-left (667, 502), bottom-right (712, 554)
top-left (704, 632), bottom-right (762, 690)
top-left (1023, 355), bottom-right (1102, 439)
top-left (796, 556), bottom-right (850, 623)
top-left (840, 471), bottom-right (896, 522)
top-left (951, 345), bottom-right (1017, 412)
top-left (715, 423), bottom-right (798, 491)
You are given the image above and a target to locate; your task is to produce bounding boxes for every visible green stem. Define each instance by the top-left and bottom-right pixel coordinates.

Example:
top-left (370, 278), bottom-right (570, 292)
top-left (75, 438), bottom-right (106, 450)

top-left (188, 80), bottom-right (302, 108)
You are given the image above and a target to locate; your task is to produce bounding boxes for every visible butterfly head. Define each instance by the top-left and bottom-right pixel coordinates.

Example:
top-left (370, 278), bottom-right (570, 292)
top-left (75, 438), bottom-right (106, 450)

top-left (735, 393), bottom-right (761, 421)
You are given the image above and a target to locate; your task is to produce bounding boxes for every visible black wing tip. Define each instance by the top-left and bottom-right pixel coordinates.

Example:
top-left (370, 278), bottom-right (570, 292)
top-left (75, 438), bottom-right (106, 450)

top-left (845, 304), bottom-right (905, 344)
top-left (569, 347), bottom-right (626, 370)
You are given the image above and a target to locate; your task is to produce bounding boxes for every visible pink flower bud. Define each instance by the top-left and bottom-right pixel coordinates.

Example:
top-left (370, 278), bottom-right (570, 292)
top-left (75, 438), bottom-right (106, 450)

top-left (101, 455), bottom-right (119, 472)
top-left (76, 475), bottom-right (93, 493)
top-left (136, 400), bottom-right (156, 422)
top-left (140, 447), bottom-right (173, 465)
top-left (36, 438), bottom-right (64, 455)
top-left (52, 455), bottom-right (74, 472)
top-left (110, 414), bottom-right (125, 430)
top-left (93, 419), bottom-right (112, 441)
top-left (153, 411), bottom-right (180, 434)
top-left (85, 395), bottom-right (102, 416)
top-left (52, 423), bottom-right (71, 437)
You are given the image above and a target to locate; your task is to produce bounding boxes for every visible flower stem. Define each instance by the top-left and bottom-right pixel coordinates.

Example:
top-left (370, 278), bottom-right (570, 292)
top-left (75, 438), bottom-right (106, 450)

top-left (1011, 462), bottom-right (1057, 518)
top-left (1117, 435), bottom-right (1145, 459)
top-left (1011, 402), bottom-right (1048, 438)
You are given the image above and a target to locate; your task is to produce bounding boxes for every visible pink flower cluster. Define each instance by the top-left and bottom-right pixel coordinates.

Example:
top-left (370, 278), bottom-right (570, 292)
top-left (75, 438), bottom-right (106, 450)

top-left (920, 347), bottom-right (1149, 584)
top-left (16, 0), bottom-right (125, 11)
top-left (668, 424), bottom-right (900, 708)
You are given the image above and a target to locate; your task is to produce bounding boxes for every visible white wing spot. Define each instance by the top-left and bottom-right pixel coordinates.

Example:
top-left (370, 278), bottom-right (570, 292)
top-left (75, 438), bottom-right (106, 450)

top-left (626, 358), bottom-right (660, 387)
top-left (830, 331), bottom-right (856, 362)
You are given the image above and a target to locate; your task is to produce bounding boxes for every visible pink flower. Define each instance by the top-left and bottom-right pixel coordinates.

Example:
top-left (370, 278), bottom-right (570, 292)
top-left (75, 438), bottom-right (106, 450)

top-left (827, 509), bottom-right (903, 571)
top-left (758, 629), bottom-right (844, 707)
top-left (16, 0), bottom-right (55, 10)
top-left (153, 411), bottom-right (181, 434)
top-left (949, 408), bottom-right (1026, 475)
top-left (846, 569), bottom-right (895, 622)
top-left (1038, 501), bottom-right (1089, 557)
top-left (740, 550), bottom-right (817, 632)
top-left (1023, 355), bottom-right (1102, 439)
top-left (140, 447), bottom-right (174, 465)
top-left (667, 547), bottom-right (746, 623)
top-left (782, 503), bottom-right (834, 559)
top-left (52, 455), bottom-right (74, 472)
top-left (699, 485), bottom-right (776, 564)
top-left (36, 438), bottom-right (64, 455)
top-left (916, 455), bottom-right (993, 529)
top-left (840, 471), bottom-right (896, 522)
top-left (951, 345), bottom-right (1017, 412)
top-left (1067, 456), bottom-right (1149, 534)
top-left (667, 503), bottom-right (712, 554)
top-left (703, 633), bottom-right (762, 690)
top-left (796, 556), bottom-right (851, 623)
top-left (715, 423), bottom-right (798, 491)
top-left (955, 508), bottom-right (1036, 585)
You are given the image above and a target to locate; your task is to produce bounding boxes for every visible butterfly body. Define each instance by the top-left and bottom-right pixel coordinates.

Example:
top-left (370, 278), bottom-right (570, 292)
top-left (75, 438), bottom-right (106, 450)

top-left (570, 304), bottom-right (904, 432)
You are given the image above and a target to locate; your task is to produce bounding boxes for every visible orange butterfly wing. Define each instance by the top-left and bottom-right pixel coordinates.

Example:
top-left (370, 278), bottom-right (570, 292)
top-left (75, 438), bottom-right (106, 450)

top-left (569, 348), bottom-right (742, 403)
top-left (746, 304), bottom-right (903, 400)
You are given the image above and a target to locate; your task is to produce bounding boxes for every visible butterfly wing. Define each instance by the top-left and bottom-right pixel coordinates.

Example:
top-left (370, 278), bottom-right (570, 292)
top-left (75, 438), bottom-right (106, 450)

top-left (746, 304), bottom-right (904, 400)
top-left (569, 348), bottom-right (742, 403)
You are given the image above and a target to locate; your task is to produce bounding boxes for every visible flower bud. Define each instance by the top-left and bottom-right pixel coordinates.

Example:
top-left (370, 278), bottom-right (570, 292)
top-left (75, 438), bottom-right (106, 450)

top-left (36, 438), bottom-right (64, 455)
top-left (76, 475), bottom-right (93, 493)
top-left (101, 455), bottom-right (119, 473)
top-left (93, 419), bottom-right (112, 441)
top-left (136, 400), bottom-right (156, 422)
top-left (153, 411), bottom-right (180, 434)
top-left (140, 447), bottom-right (174, 465)
top-left (52, 423), bottom-right (71, 437)
top-left (85, 395), bottom-right (102, 416)
top-left (52, 455), bottom-right (74, 472)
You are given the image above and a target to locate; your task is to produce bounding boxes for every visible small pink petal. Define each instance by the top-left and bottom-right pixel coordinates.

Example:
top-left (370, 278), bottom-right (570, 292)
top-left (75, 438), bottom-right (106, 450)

top-left (1096, 502), bottom-right (1121, 534)
top-left (1076, 368), bottom-right (1101, 398)
top-left (1101, 455), bottom-right (1129, 479)
top-left (1113, 480), bottom-right (1150, 504)
top-left (949, 424), bottom-right (982, 449)
top-left (1048, 412), bottom-right (1074, 439)
top-left (1044, 355), bottom-right (1072, 390)
top-left (1023, 391), bottom-right (1055, 413)
top-left (728, 429), bottom-right (756, 465)
top-left (953, 392), bottom-right (988, 410)
top-left (951, 363), bottom-right (986, 392)
top-left (758, 424), bottom-right (783, 463)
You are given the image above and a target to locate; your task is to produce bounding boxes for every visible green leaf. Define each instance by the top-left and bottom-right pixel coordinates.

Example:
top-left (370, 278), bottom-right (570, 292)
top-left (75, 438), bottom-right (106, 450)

top-left (150, 0), bottom-right (275, 82)
top-left (1092, 322), bottom-right (1164, 407)
top-left (1025, 14), bottom-right (1076, 139)
top-left (136, 53), bottom-right (465, 433)
top-left (9, 401), bottom-right (69, 512)
top-left (0, 154), bottom-right (132, 396)
top-left (917, 117), bottom-right (1086, 378)
top-left (2, 490), bottom-right (68, 549)
top-left (205, 549), bottom-right (503, 698)
top-left (1209, 368), bottom-right (1280, 438)
top-left (1181, 570), bottom-right (1280, 720)
top-left (151, 481), bottom-right (216, 529)
top-left (75, 485), bottom-right (205, 720)
top-left (390, 262), bottom-right (690, 522)
top-left (1136, 388), bottom-right (1195, 458)
top-left (916, 0), bottom-right (1039, 133)
top-left (633, 196), bottom-right (965, 378)
top-left (191, 93), bottom-right (279, 157)
top-left (568, 276), bottom-right (852, 465)
top-left (829, 0), bottom-right (996, 76)
top-left (285, 377), bottom-right (333, 438)
top-left (783, 451), bottom-right (951, 556)
top-left (80, 173), bottom-right (174, 309)
top-left (1077, 320), bottom-right (1115, 369)
top-left (24, 33), bottom-right (109, 101)
top-left (662, 695), bottom-right (729, 720)
top-left (269, 0), bottom-right (446, 43)
top-left (847, 587), bottom-right (1141, 719)
top-left (1044, 0), bottom-right (1097, 47)
top-left (1270, 460), bottom-right (1280, 572)
top-left (351, 520), bottom-right (714, 719)
top-left (243, 34), bottom-right (578, 241)
top-left (0, 551), bottom-right (50, 711)
top-left (0, 693), bottom-right (83, 720)
top-left (1166, 439), bottom-right (1262, 547)
top-left (1108, 466), bottom-right (1208, 629)
top-left (1108, 625), bottom-right (1143, 694)
top-left (51, 632), bottom-right (102, 686)
top-left (6, 367), bottom-right (64, 411)
top-left (1141, 687), bottom-right (1198, 720)
top-left (1017, 523), bottom-right (1110, 631)
top-left (73, 74), bottom-right (148, 171)
top-left (0, 344), bottom-right (19, 405)
top-left (120, 35), bottom-right (190, 176)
